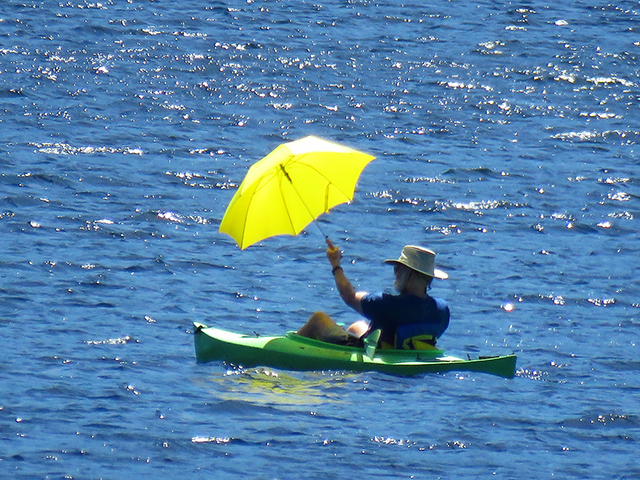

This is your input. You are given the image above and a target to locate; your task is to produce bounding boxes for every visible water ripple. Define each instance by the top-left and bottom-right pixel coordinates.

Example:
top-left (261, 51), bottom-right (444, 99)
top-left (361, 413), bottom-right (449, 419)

top-left (2, 1), bottom-right (639, 479)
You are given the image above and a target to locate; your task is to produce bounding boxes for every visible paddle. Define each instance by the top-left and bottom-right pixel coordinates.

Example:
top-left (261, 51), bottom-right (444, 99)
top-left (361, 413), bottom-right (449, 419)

top-left (364, 329), bottom-right (381, 360)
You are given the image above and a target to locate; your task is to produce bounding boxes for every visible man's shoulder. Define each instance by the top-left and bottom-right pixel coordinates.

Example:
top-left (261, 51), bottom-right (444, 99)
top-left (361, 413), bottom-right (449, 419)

top-left (360, 292), bottom-right (395, 313)
top-left (362, 292), bottom-right (395, 303)
top-left (362, 293), bottom-right (448, 310)
top-left (422, 294), bottom-right (448, 309)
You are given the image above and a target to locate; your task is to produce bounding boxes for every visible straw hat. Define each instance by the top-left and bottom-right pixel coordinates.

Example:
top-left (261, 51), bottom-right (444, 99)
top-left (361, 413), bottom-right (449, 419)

top-left (384, 245), bottom-right (448, 280)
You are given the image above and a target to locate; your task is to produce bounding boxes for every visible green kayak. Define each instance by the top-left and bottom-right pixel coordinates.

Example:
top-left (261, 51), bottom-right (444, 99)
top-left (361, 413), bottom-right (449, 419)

top-left (193, 323), bottom-right (517, 378)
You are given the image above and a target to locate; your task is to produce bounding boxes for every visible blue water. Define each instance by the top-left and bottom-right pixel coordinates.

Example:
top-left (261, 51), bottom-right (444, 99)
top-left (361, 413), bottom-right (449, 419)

top-left (1, 1), bottom-right (639, 478)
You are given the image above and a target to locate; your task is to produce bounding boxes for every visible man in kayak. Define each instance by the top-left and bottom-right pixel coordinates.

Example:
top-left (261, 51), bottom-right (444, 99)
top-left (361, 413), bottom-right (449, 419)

top-left (296, 240), bottom-right (450, 349)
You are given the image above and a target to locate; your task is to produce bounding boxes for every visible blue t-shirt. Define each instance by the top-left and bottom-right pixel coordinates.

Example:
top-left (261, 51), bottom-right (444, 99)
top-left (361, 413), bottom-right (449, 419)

top-left (360, 292), bottom-right (450, 347)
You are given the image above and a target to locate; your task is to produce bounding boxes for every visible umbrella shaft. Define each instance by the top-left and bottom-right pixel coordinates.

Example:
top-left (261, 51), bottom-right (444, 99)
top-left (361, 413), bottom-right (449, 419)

top-left (280, 163), bottom-right (328, 241)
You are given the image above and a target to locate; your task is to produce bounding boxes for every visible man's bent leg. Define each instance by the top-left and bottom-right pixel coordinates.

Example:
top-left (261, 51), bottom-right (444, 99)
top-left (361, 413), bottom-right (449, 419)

top-left (346, 320), bottom-right (369, 338)
top-left (297, 311), bottom-right (350, 343)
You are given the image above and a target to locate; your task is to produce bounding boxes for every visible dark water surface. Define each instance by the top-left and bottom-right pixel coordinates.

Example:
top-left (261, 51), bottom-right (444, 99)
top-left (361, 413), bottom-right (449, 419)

top-left (1, 1), bottom-right (639, 478)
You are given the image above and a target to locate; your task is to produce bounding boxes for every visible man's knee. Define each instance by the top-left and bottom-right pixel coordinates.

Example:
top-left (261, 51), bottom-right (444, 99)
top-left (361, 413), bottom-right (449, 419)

top-left (308, 311), bottom-right (332, 327)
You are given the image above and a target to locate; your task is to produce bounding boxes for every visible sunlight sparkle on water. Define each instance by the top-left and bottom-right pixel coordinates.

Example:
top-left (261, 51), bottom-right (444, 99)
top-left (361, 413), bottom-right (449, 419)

top-left (502, 302), bottom-right (515, 312)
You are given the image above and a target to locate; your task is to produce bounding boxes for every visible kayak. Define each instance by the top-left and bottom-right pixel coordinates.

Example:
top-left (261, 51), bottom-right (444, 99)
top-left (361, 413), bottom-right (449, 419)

top-left (193, 323), bottom-right (517, 378)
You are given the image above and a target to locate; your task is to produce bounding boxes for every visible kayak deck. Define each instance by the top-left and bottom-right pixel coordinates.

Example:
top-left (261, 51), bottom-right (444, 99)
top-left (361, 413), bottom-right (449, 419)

top-left (193, 323), bottom-right (517, 378)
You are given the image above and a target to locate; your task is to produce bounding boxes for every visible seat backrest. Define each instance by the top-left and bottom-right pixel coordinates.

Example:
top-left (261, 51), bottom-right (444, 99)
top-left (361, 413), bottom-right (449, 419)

top-left (395, 323), bottom-right (438, 350)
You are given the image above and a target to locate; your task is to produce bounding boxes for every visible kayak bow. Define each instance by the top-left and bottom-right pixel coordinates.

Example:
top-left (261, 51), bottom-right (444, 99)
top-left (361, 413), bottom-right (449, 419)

top-left (193, 323), bottom-right (517, 378)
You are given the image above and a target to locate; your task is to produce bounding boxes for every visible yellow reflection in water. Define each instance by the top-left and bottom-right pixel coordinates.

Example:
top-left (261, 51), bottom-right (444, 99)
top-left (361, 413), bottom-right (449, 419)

top-left (203, 367), bottom-right (359, 406)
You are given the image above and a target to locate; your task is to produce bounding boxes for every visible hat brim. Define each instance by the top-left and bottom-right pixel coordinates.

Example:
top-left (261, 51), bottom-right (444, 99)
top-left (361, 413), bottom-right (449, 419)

top-left (384, 259), bottom-right (448, 280)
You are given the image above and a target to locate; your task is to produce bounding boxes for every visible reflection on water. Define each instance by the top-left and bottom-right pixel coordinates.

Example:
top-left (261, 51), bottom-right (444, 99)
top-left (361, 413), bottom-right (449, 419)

top-left (204, 366), bottom-right (358, 406)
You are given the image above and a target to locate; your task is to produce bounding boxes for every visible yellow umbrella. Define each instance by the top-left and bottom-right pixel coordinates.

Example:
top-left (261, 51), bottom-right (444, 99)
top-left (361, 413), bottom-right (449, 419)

top-left (219, 135), bottom-right (375, 249)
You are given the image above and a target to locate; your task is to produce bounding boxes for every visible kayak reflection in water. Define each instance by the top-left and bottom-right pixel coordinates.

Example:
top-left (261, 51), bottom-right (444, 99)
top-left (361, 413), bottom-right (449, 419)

top-left (296, 240), bottom-right (450, 350)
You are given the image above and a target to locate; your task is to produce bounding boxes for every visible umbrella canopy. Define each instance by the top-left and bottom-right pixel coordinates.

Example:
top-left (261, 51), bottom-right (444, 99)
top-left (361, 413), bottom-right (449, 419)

top-left (219, 135), bottom-right (375, 249)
